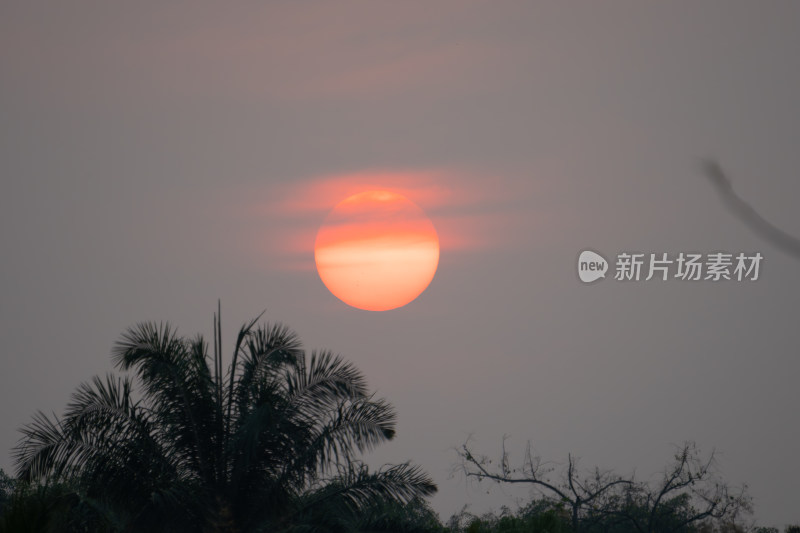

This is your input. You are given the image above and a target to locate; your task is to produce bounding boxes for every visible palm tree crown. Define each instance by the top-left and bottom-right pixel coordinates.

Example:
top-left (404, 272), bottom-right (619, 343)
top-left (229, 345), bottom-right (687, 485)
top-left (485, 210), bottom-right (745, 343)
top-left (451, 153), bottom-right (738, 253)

top-left (14, 309), bottom-right (436, 532)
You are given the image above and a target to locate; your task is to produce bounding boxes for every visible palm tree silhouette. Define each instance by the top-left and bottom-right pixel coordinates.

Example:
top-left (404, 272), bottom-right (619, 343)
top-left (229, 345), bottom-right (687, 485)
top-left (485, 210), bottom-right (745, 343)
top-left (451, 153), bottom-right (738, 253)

top-left (13, 308), bottom-right (436, 532)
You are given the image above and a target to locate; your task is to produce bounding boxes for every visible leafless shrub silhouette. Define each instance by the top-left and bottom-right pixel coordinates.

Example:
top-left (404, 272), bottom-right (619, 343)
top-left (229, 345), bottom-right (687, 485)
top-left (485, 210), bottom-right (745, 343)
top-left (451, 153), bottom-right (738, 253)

top-left (455, 438), bottom-right (751, 533)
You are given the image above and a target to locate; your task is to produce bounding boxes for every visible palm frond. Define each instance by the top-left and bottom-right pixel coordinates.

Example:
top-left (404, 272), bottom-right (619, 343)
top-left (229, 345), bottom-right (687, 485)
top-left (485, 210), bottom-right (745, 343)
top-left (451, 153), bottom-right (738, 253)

top-left (300, 461), bottom-right (437, 518)
top-left (283, 396), bottom-right (397, 480)
top-left (14, 411), bottom-right (70, 482)
top-left (111, 322), bottom-right (183, 373)
top-left (111, 322), bottom-right (219, 484)
top-left (236, 324), bottom-right (303, 392)
top-left (285, 350), bottom-right (371, 419)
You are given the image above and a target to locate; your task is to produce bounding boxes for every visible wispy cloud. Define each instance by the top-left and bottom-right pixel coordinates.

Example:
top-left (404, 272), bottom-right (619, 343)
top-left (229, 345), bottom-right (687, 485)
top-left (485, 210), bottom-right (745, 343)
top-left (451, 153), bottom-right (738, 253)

top-left (0, 3), bottom-right (514, 105)
top-left (240, 168), bottom-right (537, 271)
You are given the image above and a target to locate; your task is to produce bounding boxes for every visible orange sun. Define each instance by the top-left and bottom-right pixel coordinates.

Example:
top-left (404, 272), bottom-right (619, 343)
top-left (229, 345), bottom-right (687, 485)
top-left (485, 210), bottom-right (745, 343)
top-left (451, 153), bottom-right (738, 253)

top-left (314, 191), bottom-right (440, 311)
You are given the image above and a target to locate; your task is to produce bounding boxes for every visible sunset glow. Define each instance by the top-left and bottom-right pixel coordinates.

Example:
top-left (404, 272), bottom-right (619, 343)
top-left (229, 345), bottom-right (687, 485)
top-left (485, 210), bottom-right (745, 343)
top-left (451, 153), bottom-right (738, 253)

top-left (314, 191), bottom-right (439, 311)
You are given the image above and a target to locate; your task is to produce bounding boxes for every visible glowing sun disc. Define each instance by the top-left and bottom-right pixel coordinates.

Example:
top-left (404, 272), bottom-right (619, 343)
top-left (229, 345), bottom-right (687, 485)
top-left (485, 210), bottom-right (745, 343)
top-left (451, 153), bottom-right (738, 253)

top-left (314, 191), bottom-right (440, 311)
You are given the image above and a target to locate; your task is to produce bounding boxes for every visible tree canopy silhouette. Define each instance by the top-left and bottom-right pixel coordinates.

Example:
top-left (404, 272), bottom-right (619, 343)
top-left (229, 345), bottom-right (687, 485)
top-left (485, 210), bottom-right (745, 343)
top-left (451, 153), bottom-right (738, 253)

top-left (13, 308), bottom-right (436, 532)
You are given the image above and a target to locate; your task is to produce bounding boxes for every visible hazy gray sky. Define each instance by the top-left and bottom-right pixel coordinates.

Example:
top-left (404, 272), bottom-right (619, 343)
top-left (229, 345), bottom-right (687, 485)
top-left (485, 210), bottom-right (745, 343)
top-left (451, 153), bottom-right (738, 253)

top-left (2, 1), bottom-right (800, 526)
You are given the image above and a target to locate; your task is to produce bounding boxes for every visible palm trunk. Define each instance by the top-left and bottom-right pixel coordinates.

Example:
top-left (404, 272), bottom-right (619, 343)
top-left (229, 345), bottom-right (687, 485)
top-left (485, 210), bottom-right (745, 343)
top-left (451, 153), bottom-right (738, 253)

top-left (203, 495), bottom-right (239, 533)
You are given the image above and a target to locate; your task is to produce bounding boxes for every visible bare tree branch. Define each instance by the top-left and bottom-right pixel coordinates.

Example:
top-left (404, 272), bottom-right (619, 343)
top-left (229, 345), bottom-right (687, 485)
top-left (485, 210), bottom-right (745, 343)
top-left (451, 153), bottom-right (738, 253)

top-left (701, 159), bottom-right (800, 259)
top-left (456, 438), bottom-right (633, 533)
top-left (455, 439), bottom-right (751, 533)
